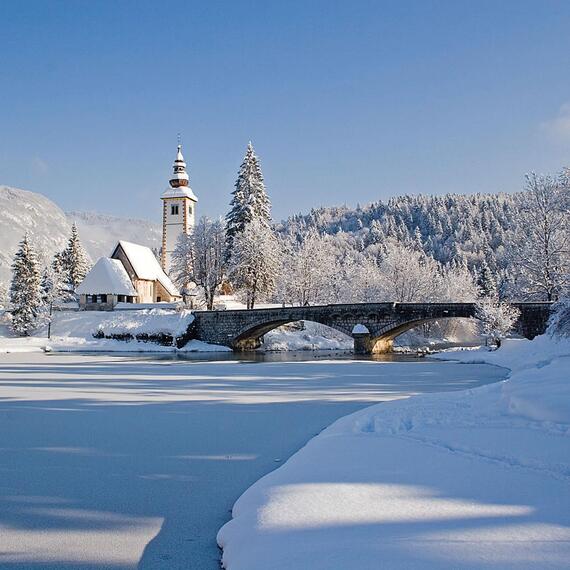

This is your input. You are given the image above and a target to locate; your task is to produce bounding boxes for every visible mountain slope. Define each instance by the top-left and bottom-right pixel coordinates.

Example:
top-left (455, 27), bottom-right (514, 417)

top-left (0, 186), bottom-right (70, 285)
top-left (66, 211), bottom-right (161, 261)
top-left (0, 186), bottom-right (161, 286)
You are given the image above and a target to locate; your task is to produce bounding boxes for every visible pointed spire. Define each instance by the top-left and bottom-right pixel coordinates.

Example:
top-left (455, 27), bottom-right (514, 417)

top-left (170, 143), bottom-right (189, 188)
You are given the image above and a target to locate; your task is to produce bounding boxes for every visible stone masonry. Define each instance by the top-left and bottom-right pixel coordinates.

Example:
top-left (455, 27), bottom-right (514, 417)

top-left (188, 302), bottom-right (553, 354)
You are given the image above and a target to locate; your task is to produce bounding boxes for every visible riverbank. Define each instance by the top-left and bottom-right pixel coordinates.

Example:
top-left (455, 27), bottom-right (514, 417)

top-left (217, 335), bottom-right (570, 569)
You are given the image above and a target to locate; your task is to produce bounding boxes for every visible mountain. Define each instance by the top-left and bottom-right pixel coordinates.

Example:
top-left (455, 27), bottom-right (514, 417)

top-left (0, 186), bottom-right (161, 286)
top-left (66, 211), bottom-right (161, 261)
top-left (0, 186), bottom-right (70, 286)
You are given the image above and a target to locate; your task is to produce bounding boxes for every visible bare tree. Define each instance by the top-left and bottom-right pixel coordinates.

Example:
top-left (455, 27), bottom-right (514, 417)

top-left (277, 230), bottom-right (338, 306)
top-left (510, 172), bottom-right (569, 301)
top-left (377, 240), bottom-right (442, 302)
top-left (171, 217), bottom-right (225, 311)
top-left (229, 219), bottom-right (280, 309)
top-left (475, 296), bottom-right (520, 348)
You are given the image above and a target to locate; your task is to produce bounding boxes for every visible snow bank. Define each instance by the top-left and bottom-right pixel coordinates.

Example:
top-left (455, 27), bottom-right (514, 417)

top-left (434, 336), bottom-right (570, 424)
top-left (261, 321), bottom-right (352, 352)
top-left (0, 310), bottom-right (233, 353)
top-left (217, 335), bottom-right (570, 569)
top-left (94, 308), bottom-right (193, 337)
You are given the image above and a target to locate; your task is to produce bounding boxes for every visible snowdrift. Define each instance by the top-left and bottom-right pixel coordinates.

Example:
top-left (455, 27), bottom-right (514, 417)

top-left (217, 335), bottom-right (570, 569)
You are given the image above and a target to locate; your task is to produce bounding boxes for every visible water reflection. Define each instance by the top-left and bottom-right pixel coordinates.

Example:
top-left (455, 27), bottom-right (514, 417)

top-left (49, 350), bottom-right (428, 364)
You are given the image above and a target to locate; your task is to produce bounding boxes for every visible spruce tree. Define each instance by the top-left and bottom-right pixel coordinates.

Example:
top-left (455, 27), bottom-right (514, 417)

top-left (225, 142), bottom-right (271, 260)
top-left (55, 223), bottom-right (91, 299)
top-left (9, 234), bottom-right (42, 336)
top-left (478, 260), bottom-right (498, 298)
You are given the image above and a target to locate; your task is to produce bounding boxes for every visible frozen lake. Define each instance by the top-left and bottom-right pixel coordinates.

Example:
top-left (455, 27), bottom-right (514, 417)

top-left (0, 352), bottom-right (507, 569)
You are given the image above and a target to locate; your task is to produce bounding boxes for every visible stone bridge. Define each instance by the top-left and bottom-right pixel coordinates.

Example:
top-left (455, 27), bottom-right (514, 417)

top-left (188, 302), bottom-right (552, 354)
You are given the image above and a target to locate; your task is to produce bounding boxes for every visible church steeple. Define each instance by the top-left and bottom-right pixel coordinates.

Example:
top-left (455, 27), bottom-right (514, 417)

top-left (169, 144), bottom-right (189, 188)
top-left (161, 142), bottom-right (198, 274)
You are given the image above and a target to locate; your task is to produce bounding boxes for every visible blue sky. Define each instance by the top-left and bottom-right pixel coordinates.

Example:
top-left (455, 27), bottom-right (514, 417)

top-left (1, 1), bottom-right (570, 222)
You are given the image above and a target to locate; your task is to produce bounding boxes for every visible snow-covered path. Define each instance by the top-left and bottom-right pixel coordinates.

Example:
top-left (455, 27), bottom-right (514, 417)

top-left (0, 353), bottom-right (505, 569)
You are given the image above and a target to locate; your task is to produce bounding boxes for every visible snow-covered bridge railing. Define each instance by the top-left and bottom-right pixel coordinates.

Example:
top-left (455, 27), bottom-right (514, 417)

top-left (188, 302), bottom-right (553, 354)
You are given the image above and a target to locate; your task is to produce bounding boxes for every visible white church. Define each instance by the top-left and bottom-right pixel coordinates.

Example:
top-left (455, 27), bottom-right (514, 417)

top-left (77, 145), bottom-right (197, 310)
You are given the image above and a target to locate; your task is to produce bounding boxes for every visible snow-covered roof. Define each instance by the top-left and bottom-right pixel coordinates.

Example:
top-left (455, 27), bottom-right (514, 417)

top-left (76, 258), bottom-right (137, 296)
top-left (162, 185), bottom-right (198, 201)
top-left (114, 241), bottom-right (180, 297)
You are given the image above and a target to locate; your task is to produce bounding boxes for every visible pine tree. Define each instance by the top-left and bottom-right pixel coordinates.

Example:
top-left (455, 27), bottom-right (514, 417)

top-left (9, 234), bottom-right (42, 336)
top-left (55, 224), bottom-right (91, 299)
top-left (478, 260), bottom-right (498, 297)
top-left (225, 142), bottom-right (271, 261)
top-left (413, 226), bottom-right (423, 252)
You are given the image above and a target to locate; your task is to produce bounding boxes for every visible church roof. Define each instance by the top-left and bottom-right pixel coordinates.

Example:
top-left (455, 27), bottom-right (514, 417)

top-left (162, 185), bottom-right (198, 201)
top-left (113, 240), bottom-right (180, 297)
top-left (76, 258), bottom-right (137, 296)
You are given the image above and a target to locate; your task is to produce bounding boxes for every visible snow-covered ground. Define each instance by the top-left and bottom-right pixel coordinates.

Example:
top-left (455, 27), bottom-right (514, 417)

top-left (0, 309), bottom-right (232, 353)
top-left (217, 335), bottom-right (570, 570)
top-left (0, 309), bottom-right (352, 354)
top-left (0, 353), bottom-right (504, 569)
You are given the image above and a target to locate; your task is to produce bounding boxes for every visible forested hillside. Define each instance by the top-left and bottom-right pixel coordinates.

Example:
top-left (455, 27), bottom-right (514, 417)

top-left (277, 174), bottom-right (568, 303)
top-left (280, 192), bottom-right (518, 271)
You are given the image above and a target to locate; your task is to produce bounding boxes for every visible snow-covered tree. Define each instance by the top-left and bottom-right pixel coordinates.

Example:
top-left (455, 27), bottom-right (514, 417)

top-left (440, 261), bottom-right (480, 302)
top-left (39, 265), bottom-right (62, 337)
top-left (0, 283), bottom-right (8, 310)
top-left (9, 234), bottom-right (42, 336)
top-left (171, 217), bottom-right (226, 310)
top-left (229, 219), bottom-right (280, 309)
top-left (54, 224), bottom-right (91, 300)
top-left (225, 142), bottom-right (271, 261)
top-left (475, 296), bottom-right (520, 348)
top-left (351, 256), bottom-right (385, 303)
top-left (377, 241), bottom-right (442, 302)
top-left (548, 296), bottom-right (570, 337)
top-left (477, 260), bottom-right (498, 297)
top-left (509, 172), bottom-right (569, 301)
top-left (40, 265), bottom-right (60, 306)
top-left (277, 230), bottom-right (336, 306)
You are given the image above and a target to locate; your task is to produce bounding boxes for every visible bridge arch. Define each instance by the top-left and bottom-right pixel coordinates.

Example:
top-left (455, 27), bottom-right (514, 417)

top-left (363, 316), bottom-right (475, 354)
top-left (232, 317), bottom-right (354, 351)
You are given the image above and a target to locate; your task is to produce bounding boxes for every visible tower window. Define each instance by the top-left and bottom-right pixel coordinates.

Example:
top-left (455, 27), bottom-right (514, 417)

top-left (188, 205), bottom-right (193, 215)
top-left (171, 204), bottom-right (179, 215)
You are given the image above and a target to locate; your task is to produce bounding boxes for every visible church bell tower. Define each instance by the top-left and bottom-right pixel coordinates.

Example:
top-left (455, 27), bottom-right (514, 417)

top-left (161, 144), bottom-right (198, 273)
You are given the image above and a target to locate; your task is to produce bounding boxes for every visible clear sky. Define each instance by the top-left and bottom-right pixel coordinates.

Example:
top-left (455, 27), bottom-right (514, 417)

top-left (1, 1), bottom-right (570, 223)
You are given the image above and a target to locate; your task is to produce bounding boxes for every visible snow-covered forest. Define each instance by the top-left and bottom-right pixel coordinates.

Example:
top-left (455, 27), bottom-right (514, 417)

top-left (174, 144), bottom-right (569, 311)
top-left (276, 170), bottom-right (570, 303)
